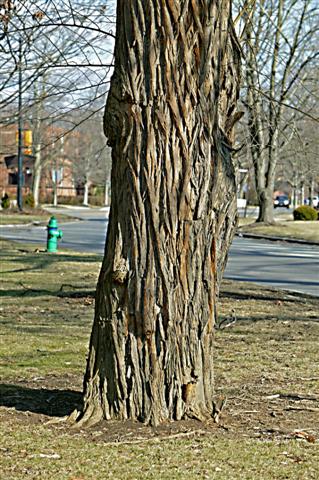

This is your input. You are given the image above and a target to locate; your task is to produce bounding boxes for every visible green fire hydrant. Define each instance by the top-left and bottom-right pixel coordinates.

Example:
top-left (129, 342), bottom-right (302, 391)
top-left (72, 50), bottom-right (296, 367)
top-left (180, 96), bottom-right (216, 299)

top-left (47, 216), bottom-right (63, 253)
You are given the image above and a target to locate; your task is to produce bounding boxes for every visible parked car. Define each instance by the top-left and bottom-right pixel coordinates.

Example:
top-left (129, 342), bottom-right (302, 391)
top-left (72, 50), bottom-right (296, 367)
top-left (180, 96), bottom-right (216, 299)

top-left (304, 196), bottom-right (319, 209)
top-left (274, 195), bottom-right (290, 208)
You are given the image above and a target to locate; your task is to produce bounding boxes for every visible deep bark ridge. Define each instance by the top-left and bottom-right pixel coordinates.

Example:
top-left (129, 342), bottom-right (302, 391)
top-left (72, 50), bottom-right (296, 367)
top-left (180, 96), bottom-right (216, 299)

top-left (80, 0), bottom-right (241, 427)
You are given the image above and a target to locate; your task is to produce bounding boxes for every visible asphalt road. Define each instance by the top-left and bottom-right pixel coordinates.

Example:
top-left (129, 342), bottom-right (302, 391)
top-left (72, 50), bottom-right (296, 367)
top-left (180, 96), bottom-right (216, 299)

top-left (1, 207), bottom-right (318, 296)
top-left (225, 238), bottom-right (319, 296)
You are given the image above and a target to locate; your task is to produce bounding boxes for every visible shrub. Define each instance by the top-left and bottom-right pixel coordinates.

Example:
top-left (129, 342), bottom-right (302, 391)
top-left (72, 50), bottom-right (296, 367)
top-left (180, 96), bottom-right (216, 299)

top-left (23, 193), bottom-right (35, 209)
top-left (57, 195), bottom-right (105, 207)
top-left (89, 195), bottom-right (104, 206)
top-left (293, 205), bottom-right (318, 221)
top-left (58, 196), bottom-right (83, 206)
top-left (91, 185), bottom-right (104, 197)
top-left (1, 193), bottom-right (10, 209)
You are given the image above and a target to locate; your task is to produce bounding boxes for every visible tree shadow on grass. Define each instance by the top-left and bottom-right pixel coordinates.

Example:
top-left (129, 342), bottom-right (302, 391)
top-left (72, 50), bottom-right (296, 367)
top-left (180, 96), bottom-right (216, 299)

top-left (0, 251), bottom-right (102, 275)
top-left (0, 288), bottom-right (95, 299)
top-left (0, 384), bottom-right (83, 417)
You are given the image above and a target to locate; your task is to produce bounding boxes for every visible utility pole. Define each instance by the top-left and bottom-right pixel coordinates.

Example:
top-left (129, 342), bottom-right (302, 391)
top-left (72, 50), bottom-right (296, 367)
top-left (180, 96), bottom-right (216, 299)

top-left (17, 38), bottom-right (23, 210)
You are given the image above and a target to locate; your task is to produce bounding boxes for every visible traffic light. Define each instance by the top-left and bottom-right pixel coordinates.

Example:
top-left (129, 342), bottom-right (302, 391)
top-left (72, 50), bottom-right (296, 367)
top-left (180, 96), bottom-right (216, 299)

top-left (24, 130), bottom-right (32, 155)
top-left (16, 129), bottom-right (33, 155)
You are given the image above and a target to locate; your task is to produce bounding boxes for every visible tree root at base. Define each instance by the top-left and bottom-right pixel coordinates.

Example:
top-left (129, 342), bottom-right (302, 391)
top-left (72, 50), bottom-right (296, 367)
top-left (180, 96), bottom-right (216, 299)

top-left (72, 403), bottom-right (104, 428)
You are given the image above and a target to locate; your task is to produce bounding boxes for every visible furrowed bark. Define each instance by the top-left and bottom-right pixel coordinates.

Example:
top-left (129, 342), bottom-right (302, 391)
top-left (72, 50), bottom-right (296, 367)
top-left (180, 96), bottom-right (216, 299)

top-left (80, 0), bottom-right (241, 427)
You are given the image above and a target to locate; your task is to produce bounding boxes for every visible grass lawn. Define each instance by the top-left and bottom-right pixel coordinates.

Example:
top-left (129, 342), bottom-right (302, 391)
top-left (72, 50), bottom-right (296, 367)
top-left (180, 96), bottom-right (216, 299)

top-left (0, 240), bottom-right (318, 479)
top-left (238, 219), bottom-right (319, 243)
top-left (0, 208), bottom-right (79, 226)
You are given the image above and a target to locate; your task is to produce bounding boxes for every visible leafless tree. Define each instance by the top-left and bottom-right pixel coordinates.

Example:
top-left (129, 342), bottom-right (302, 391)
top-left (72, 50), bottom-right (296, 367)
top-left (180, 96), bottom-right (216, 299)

top-left (234, 0), bottom-right (319, 222)
top-left (0, 0), bottom-right (115, 203)
top-left (70, 114), bottom-right (111, 205)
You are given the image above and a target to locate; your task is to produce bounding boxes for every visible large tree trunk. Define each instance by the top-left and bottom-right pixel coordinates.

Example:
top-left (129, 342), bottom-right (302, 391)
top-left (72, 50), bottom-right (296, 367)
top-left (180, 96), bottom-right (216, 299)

top-left (80, 0), bottom-right (241, 427)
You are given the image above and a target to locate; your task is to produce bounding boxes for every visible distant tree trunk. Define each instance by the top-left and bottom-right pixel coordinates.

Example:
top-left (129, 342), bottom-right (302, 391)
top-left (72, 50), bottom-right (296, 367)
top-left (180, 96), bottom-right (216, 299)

top-left (83, 179), bottom-right (90, 206)
top-left (80, 0), bottom-right (241, 427)
top-left (53, 171), bottom-right (58, 207)
top-left (32, 78), bottom-right (45, 208)
top-left (292, 171), bottom-right (298, 208)
top-left (32, 146), bottom-right (42, 207)
top-left (104, 179), bottom-right (109, 206)
top-left (309, 179), bottom-right (314, 207)
top-left (257, 188), bottom-right (275, 223)
top-left (301, 183), bottom-right (305, 206)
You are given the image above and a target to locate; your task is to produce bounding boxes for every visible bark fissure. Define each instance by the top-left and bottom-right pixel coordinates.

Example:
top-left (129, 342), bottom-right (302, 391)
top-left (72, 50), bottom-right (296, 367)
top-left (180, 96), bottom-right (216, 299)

top-left (80, 0), bottom-right (240, 427)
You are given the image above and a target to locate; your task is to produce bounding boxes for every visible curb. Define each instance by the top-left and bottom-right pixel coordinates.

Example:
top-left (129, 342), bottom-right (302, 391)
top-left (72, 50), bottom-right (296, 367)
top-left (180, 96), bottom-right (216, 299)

top-left (236, 231), bottom-right (319, 246)
top-left (42, 204), bottom-right (90, 210)
top-left (0, 223), bottom-right (46, 229)
top-left (42, 204), bottom-right (109, 211)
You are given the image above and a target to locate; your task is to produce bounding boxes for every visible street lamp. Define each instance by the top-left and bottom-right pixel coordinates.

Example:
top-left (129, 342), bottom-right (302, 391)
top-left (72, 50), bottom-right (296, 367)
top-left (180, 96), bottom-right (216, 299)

top-left (17, 37), bottom-right (23, 210)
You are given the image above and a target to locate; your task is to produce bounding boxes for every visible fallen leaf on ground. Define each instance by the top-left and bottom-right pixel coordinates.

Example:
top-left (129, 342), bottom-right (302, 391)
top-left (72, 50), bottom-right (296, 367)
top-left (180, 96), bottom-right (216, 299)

top-left (290, 430), bottom-right (316, 443)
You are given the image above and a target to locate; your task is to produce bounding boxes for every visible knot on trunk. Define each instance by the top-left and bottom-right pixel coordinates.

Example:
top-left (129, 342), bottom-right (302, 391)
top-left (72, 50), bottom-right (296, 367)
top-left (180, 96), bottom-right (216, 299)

top-left (182, 381), bottom-right (197, 404)
top-left (112, 258), bottom-right (128, 284)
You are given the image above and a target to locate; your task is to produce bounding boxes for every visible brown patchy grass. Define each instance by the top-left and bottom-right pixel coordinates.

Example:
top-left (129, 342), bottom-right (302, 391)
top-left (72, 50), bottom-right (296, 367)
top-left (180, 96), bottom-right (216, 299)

top-left (238, 218), bottom-right (319, 243)
top-left (0, 208), bottom-right (79, 226)
top-left (0, 240), bottom-right (318, 479)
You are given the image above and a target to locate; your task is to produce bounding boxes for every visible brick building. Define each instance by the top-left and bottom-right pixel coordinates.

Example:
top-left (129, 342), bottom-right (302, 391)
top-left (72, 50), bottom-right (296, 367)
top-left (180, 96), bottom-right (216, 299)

top-left (0, 123), bottom-right (77, 203)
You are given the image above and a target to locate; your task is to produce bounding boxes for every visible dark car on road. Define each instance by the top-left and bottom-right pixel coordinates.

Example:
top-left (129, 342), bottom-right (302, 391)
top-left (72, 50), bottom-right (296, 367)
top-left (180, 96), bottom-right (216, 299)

top-left (274, 195), bottom-right (290, 208)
